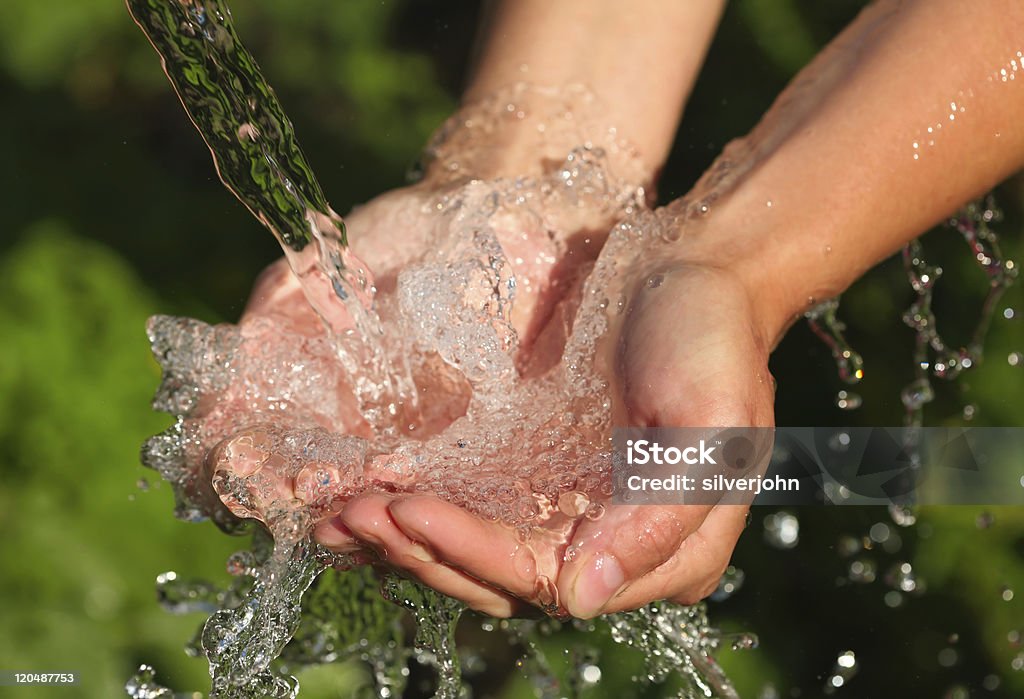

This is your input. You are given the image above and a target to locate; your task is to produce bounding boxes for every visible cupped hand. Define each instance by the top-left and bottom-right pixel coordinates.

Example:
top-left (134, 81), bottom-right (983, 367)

top-left (220, 171), bottom-right (637, 615)
top-left (554, 255), bottom-right (776, 617)
top-left (341, 213), bottom-right (777, 619)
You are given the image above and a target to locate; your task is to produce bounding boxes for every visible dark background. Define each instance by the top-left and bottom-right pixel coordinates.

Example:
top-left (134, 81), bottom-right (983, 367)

top-left (0, 0), bottom-right (1022, 696)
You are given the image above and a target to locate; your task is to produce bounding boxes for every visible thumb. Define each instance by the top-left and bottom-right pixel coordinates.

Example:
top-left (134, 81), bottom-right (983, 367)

top-left (558, 503), bottom-right (711, 618)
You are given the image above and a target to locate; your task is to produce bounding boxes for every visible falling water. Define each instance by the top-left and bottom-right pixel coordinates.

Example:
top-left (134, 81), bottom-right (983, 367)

top-left (126, 0), bottom-right (415, 432)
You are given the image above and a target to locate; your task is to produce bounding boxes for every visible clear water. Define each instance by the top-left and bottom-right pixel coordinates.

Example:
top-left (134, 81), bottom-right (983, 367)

top-left (126, 0), bottom-right (747, 697)
top-left (125, 2), bottom-right (1021, 698)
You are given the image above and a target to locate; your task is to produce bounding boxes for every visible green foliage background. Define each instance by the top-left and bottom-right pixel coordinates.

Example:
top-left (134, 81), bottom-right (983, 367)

top-left (0, 1), bottom-right (1021, 697)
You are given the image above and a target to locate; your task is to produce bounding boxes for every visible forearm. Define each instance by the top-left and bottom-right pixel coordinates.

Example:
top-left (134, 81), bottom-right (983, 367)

top-left (460, 0), bottom-right (726, 177)
top-left (693, 0), bottom-right (1024, 344)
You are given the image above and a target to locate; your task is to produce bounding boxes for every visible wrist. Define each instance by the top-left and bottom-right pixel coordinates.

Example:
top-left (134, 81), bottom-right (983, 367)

top-left (663, 183), bottom-right (863, 351)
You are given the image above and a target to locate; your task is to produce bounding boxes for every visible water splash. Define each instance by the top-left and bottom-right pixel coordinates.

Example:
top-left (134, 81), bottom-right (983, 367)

top-left (805, 298), bottom-right (864, 385)
top-left (126, 665), bottom-right (180, 699)
top-left (607, 603), bottom-right (741, 699)
top-left (128, 2), bottom-right (758, 697)
top-left (380, 576), bottom-right (466, 699)
top-left (901, 196), bottom-right (1018, 428)
top-left (200, 538), bottom-right (322, 698)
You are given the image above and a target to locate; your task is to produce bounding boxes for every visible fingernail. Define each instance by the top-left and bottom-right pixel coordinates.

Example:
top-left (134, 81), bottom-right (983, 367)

top-left (406, 542), bottom-right (435, 563)
top-left (572, 553), bottom-right (625, 618)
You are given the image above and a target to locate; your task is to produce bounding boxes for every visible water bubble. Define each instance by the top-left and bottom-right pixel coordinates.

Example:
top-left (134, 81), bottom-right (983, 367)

top-left (136, 477), bottom-right (150, 491)
top-left (1009, 352), bottom-right (1023, 366)
top-left (1005, 308), bottom-right (1017, 320)
top-left (1001, 586), bottom-right (1015, 602)
top-left (983, 674), bottom-right (1001, 690)
top-left (884, 591), bottom-right (904, 608)
top-left (962, 403), bottom-right (978, 420)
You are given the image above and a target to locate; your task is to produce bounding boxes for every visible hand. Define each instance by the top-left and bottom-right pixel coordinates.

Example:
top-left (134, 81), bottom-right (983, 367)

top-left (304, 170), bottom-right (631, 616)
top-left (340, 210), bottom-right (776, 618)
top-left (204, 154), bottom-right (643, 616)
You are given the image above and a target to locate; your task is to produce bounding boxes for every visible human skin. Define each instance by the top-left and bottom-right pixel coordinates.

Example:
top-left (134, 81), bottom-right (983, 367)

top-left (303, 0), bottom-right (730, 617)
top-left (255, 0), bottom-right (1024, 617)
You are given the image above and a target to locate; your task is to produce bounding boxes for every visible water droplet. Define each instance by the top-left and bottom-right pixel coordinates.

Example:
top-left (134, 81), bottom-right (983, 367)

top-left (730, 632), bottom-right (759, 650)
top-left (835, 390), bottom-right (862, 410)
top-left (711, 566), bottom-right (745, 601)
top-left (886, 561), bottom-right (922, 594)
top-left (764, 512), bottom-right (799, 549)
top-left (869, 523), bottom-right (890, 543)
top-left (824, 651), bottom-right (858, 692)
top-left (838, 536), bottom-right (862, 557)
top-left (828, 431), bottom-right (852, 452)
top-left (847, 558), bottom-right (876, 584)
top-left (1009, 352), bottom-right (1022, 366)
top-left (901, 378), bottom-right (934, 411)
top-left (938, 648), bottom-right (958, 667)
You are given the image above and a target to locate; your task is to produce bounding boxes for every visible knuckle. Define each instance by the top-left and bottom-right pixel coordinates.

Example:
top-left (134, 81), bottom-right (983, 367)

top-left (616, 510), bottom-right (686, 576)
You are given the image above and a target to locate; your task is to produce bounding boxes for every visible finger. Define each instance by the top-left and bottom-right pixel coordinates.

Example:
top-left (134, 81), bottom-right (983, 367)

top-left (341, 494), bottom-right (526, 617)
top-left (557, 503), bottom-right (711, 619)
top-left (593, 504), bottom-right (749, 614)
top-left (388, 496), bottom-right (561, 604)
top-left (313, 516), bottom-right (361, 553)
